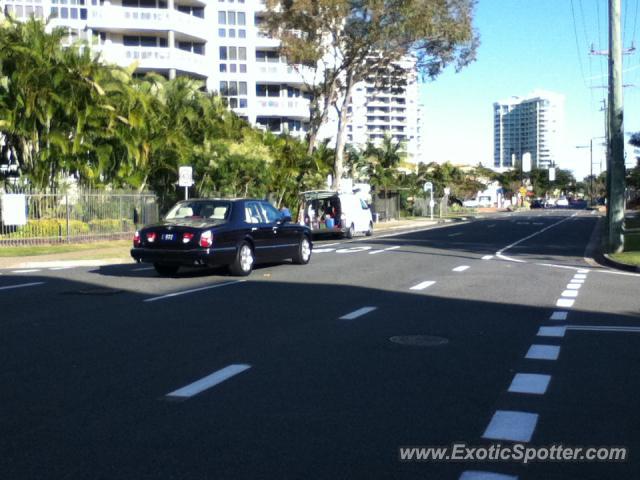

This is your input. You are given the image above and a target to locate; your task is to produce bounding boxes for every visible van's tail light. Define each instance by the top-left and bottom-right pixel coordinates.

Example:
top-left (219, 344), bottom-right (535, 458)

top-left (146, 232), bottom-right (157, 243)
top-left (182, 232), bottom-right (194, 244)
top-left (133, 231), bottom-right (141, 247)
top-left (199, 230), bottom-right (213, 248)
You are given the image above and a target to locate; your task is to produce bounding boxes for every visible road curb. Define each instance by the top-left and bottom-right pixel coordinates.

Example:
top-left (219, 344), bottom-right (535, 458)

top-left (585, 216), bottom-right (640, 272)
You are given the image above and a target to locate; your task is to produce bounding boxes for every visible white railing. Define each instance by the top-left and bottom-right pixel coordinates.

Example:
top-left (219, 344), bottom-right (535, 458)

top-left (96, 45), bottom-right (209, 77)
top-left (89, 6), bottom-right (207, 39)
top-left (256, 98), bottom-right (310, 119)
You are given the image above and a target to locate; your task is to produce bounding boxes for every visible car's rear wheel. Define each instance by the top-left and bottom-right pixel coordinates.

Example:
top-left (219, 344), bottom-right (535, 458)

top-left (365, 221), bottom-right (373, 236)
top-left (292, 235), bottom-right (312, 265)
top-left (344, 223), bottom-right (355, 239)
top-left (154, 263), bottom-right (179, 276)
top-left (229, 241), bottom-right (254, 276)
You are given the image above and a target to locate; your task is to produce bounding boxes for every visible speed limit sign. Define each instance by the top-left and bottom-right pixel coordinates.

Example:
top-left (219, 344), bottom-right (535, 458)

top-left (178, 166), bottom-right (193, 187)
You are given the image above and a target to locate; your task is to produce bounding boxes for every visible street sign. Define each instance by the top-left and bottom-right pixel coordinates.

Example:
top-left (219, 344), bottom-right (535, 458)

top-left (522, 152), bottom-right (532, 173)
top-left (178, 166), bottom-right (194, 187)
top-left (548, 167), bottom-right (556, 182)
top-left (423, 181), bottom-right (433, 192)
top-left (444, 187), bottom-right (451, 196)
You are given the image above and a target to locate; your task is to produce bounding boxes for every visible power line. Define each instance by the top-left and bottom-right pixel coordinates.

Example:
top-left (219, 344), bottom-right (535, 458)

top-left (570, 0), bottom-right (589, 87)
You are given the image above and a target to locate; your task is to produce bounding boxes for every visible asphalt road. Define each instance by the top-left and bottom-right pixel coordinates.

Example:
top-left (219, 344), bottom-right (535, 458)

top-left (1, 210), bottom-right (639, 480)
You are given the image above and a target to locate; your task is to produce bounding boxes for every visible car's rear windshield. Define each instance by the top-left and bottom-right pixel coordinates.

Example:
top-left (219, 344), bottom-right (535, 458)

top-left (165, 201), bottom-right (231, 221)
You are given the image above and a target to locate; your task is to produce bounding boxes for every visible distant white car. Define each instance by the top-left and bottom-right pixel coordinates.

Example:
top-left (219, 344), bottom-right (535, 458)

top-left (556, 197), bottom-right (569, 207)
top-left (463, 196), bottom-right (492, 208)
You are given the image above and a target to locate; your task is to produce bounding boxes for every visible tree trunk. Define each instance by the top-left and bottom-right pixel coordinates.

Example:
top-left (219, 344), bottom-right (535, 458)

top-left (332, 70), bottom-right (355, 190)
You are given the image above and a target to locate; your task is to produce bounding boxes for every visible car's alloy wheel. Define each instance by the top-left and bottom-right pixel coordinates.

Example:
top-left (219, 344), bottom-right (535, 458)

top-left (345, 223), bottom-right (355, 239)
top-left (229, 242), bottom-right (254, 276)
top-left (154, 263), bottom-right (179, 276)
top-left (293, 236), bottom-right (311, 264)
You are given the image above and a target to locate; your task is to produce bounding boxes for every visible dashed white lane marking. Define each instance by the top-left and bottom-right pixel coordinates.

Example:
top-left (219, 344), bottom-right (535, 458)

top-left (516, 222), bottom-right (530, 225)
top-left (508, 373), bottom-right (551, 395)
top-left (0, 281), bottom-right (45, 291)
top-left (132, 267), bottom-right (154, 272)
top-left (526, 345), bottom-right (561, 361)
top-left (561, 290), bottom-right (579, 298)
top-left (144, 280), bottom-right (245, 303)
top-left (313, 248), bottom-right (336, 253)
top-left (321, 242), bottom-right (340, 247)
top-left (336, 246), bottom-right (372, 254)
top-left (537, 326), bottom-right (567, 337)
top-left (482, 410), bottom-right (539, 442)
top-left (459, 472), bottom-right (518, 480)
top-left (550, 311), bottom-right (568, 321)
top-left (556, 298), bottom-right (575, 308)
top-left (369, 246), bottom-right (400, 255)
top-left (339, 306), bottom-right (377, 320)
top-left (567, 325), bottom-right (640, 333)
top-left (566, 283), bottom-right (581, 290)
top-left (410, 281), bottom-right (436, 291)
top-left (533, 222), bottom-right (544, 226)
top-left (448, 232), bottom-right (463, 237)
top-left (577, 269), bottom-right (590, 273)
top-left (571, 279), bottom-right (585, 284)
top-left (481, 255), bottom-right (494, 260)
top-left (487, 224), bottom-right (496, 228)
top-left (11, 269), bottom-right (41, 274)
top-left (166, 364), bottom-right (251, 399)
top-left (453, 265), bottom-right (470, 272)
top-left (573, 274), bottom-right (587, 280)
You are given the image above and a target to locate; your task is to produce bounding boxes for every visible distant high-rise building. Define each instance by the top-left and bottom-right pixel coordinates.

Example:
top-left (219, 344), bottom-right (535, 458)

top-left (345, 57), bottom-right (420, 163)
top-left (493, 90), bottom-right (564, 170)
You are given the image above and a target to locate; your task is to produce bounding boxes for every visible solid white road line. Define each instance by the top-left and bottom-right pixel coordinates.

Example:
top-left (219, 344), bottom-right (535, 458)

top-left (496, 213), bottom-right (577, 263)
top-left (459, 472), bottom-right (518, 480)
top-left (321, 242), bottom-right (340, 247)
top-left (453, 265), bottom-right (470, 272)
top-left (11, 269), bottom-right (41, 274)
top-left (144, 280), bottom-right (245, 303)
top-left (410, 281), bottom-right (436, 291)
top-left (537, 326), bottom-right (567, 338)
top-left (482, 410), bottom-right (539, 442)
top-left (567, 325), bottom-right (640, 333)
top-left (566, 283), bottom-right (582, 290)
top-left (339, 306), bottom-right (377, 320)
top-left (166, 364), bottom-right (251, 399)
top-left (550, 311), bottom-right (568, 321)
top-left (556, 299), bottom-right (575, 308)
top-left (49, 267), bottom-right (72, 271)
top-left (561, 290), bottom-right (579, 298)
top-left (369, 246), bottom-right (400, 255)
top-left (508, 373), bottom-right (551, 395)
top-left (481, 255), bottom-right (494, 260)
top-left (312, 248), bottom-right (336, 253)
top-left (526, 345), bottom-right (561, 361)
top-left (0, 281), bottom-right (45, 292)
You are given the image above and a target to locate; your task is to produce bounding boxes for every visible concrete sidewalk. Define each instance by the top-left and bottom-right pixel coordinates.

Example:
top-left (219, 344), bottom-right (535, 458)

top-left (0, 218), bottom-right (457, 270)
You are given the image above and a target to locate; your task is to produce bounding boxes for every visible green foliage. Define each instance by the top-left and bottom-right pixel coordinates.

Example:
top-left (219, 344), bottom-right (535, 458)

top-left (87, 218), bottom-right (135, 232)
top-left (0, 218), bottom-right (89, 239)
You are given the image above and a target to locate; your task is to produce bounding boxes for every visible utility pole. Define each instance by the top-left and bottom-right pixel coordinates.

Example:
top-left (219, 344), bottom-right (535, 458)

top-left (608, 0), bottom-right (625, 253)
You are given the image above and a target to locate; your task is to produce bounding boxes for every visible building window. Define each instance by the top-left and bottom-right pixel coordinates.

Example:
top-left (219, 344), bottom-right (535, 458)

top-left (239, 64), bottom-right (247, 73)
top-left (228, 29), bottom-right (235, 38)
top-left (218, 28), bottom-right (225, 37)
top-left (219, 46), bottom-right (227, 60)
top-left (219, 64), bottom-right (227, 73)
top-left (237, 11), bottom-right (246, 25)
top-left (218, 11), bottom-right (226, 24)
top-left (238, 29), bottom-right (246, 38)
top-left (228, 11), bottom-right (236, 24)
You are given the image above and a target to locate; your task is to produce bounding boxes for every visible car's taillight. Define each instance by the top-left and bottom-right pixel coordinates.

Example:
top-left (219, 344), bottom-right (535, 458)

top-left (133, 231), bottom-right (141, 247)
top-left (183, 232), bottom-right (194, 244)
top-left (199, 230), bottom-right (213, 248)
top-left (146, 232), bottom-right (157, 243)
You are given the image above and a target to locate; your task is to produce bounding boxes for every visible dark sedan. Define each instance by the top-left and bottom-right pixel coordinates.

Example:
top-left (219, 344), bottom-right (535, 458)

top-left (131, 198), bottom-right (312, 276)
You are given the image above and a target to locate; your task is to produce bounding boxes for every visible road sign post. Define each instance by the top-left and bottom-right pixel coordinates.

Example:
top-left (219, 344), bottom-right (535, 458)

top-left (178, 166), bottom-right (194, 200)
top-left (423, 182), bottom-right (434, 220)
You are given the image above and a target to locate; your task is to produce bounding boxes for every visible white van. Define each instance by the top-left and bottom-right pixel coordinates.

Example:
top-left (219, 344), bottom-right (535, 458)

top-left (298, 190), bottom-right (374, 238)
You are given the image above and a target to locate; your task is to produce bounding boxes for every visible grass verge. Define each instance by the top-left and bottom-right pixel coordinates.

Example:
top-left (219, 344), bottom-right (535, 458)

top-left (0, 240), bottom-right (130, 258)
top-left (610, 233), bottom-right (640, 266)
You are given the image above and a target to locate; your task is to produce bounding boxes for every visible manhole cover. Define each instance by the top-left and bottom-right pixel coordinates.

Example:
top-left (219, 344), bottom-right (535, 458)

top-left (66, 287), bottom-right (124, 295)
top-left (389, 335), bottom-right (449, 346)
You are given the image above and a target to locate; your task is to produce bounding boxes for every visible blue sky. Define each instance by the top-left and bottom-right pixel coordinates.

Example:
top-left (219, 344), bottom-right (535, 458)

top-left (420, 0), bottom-right (640, 179)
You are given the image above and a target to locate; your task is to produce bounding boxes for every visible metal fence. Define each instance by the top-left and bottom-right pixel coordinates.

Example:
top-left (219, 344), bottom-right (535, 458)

top-left (0, 190), bottom-right (158, 246)
top-left (372, 193), bottom-right (401, 221)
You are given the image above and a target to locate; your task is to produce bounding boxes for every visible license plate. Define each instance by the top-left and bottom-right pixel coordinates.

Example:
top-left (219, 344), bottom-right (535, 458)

top-left (162, 233), bottom-right (175, 241)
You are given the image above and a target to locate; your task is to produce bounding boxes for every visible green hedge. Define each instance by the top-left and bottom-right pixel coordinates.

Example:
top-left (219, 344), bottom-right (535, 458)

top-left (0, 218), bottom-right (134, 239)
top-left (88, 218), bottom-right (134, 232)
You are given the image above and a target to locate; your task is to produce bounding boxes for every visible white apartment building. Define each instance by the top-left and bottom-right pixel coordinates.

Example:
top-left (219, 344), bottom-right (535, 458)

top-left (493, 90), bottom-right (565, 170)
top-left (346, 59), bottom-right (421, 163)
top-left (0, 0), bottom-right (420, 148)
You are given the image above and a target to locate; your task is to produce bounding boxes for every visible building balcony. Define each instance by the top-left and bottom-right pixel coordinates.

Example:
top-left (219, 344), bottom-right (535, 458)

top-left (88, 6), bottom-right (208, 40)
top-left (255, 63), bottom-right (313, 86)
top-left (96, 44), bottom-right (209, 78)
top-left (254, 98), bottom-right (310, 120)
